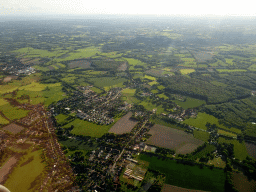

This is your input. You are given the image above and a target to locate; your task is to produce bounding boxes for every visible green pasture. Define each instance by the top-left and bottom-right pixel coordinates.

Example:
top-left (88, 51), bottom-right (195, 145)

top-left (0, 103), bottom-right (29, 120)
top-left (248, 64), bottom-right (256, 71)
top-left (121, 89), bottom-right (140, 104)
top-left (210, 81), bottom-right (228, 87)
top-left (4, 149), bottom-right (45, 192)
top-left (157, 85), bottom-right (165, 90)
top-left (90, 87), bottom-right (103, 94)
top-left (139, 154), bottom-right (225, 192)
top-left (183, 112), bottom-right (221, 130)
top-left (218, 138), bottom-right (248, 160)
top-left (63, 118), bottom-right (116, 138)
top-left (157, 93), bottom-right (168, 99)
top-left (217, 69), bottom-right (247, 73)
top-left (55, 114), bottom-right (69, 124)
top-left (0, 116), bottom-right (9, 125)
top-left (193, 144), bottom-right (216, 159)
top-left (218, 129), bottom-right (237, 138)
top-left (88, 77), bottom-right (126, 88)
top-left (144, 75), bottom-right (156, 81)
top-left (180, 69), bottom-right (195, 75)
top-left (173, 97), bottom-right (206, 109)
top-left (139, 100), bottom-right (166, 114)
top-left (193, 130), bottom-right (210, 142)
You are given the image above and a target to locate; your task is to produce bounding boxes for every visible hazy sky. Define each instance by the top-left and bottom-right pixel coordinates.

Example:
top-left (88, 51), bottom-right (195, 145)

top-left (1, 0), bottom-right (255, 16)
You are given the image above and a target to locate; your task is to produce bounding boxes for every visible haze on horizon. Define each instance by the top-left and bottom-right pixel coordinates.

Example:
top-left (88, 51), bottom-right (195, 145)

top-left (0, 0), bottom-right (255, 17)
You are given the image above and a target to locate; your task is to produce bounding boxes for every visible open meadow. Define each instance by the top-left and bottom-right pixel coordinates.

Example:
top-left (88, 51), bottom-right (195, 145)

top-left (139, 154), bottom-right (225, 192)
top-left (146, 124), bottom-right (204, 154)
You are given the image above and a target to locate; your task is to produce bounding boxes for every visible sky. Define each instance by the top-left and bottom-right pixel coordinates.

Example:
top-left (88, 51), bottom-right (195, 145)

top-left (0, 0), bottom-right (255, 17)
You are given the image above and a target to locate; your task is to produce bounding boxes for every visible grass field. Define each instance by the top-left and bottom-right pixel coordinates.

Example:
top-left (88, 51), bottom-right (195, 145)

top-left (139, 100), bottom-right (166, 114)
top-left (90, 87), bottom-right (103, 94)
top-left (193, 144), bottom-right (216, 159)
top-left (193, 130), bottom-right (210, 142)
top-left (211, 81), bottom-right (228, 87)
top-left (0, 116), bottom-right (9, 125)
top-left (217, 69), bottom-right (247, 73)
top-left (139, 154), bottom-right (225, 192)
top-left (218, 129), bottom-right (237, 138)
top-left (63, 118), bottom-right (116, 137)
top-left (88, 77), bottom-right (126, 89)
top-left (0, 103), bottom-right (29, 120)
top-left (183, 112), bottom-right (222, 130)
top-left (144, 75), bottom-right (156, 81)
top-left (248, 64), bottom-right (256, 71)
top-left (218, 138), bottom-right (248, 160)
top-left (4, 149), bottom-right (45, 192)
top-left (173, 97), bottom-right (206, 109)
top-left (180, 69), bottom-right (195, 75)
top-left (157, 93), bottom-right (168, 99)
top-left (55, 114), bottom-right (69, 124)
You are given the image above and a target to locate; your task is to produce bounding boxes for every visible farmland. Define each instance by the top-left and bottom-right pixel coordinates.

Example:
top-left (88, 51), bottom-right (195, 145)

top-left (68, 59), bottom-right (91, 69)
top-left (193, 130), bottom-right (210, 142)
top-left (63, 118), bottom-right (115, 138)
top-left (109, 112), bottom-right (138, 134)
top-left (218, 137), bottom-right (248, 160)
top-left (232, 172), bottom-right (256, 192)
top-left (173, 97), bottom-right (206, 109)
top-left (139, 154), bottom-right (225, 192)
top-left (193, 144), bottom-right (216, 159)
top-left (245, 142), bottom-right (256, 159)
top-left (4, 149), bottom-right (46, 192)
top-left (146, 124), bottom-right (204, 154)
top-left (2, 124), bottom-right (24, 134)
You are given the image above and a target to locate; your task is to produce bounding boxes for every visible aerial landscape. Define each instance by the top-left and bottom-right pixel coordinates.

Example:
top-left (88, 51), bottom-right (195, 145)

top-left (0, 1), bottom-right (256, 192)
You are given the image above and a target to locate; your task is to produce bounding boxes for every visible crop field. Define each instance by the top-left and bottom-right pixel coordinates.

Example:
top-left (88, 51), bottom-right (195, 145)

top-left (88, 77), bottom-right (126, 89)
top-left (218, 129), bottom-right (237, 138)
top-left (245, 142), bottom-right (256, 159)
top-left (157, 93), bottom-right (168, 99)
top-left (4, 149), bottom-right (45, 192)
top-left (109, 112), bottom-right (138, 134)
top-left (180, 69), bottom-right (195, 75)
top-left (173, 97), bottom-right (206, 109)
top-left (193, 130), bottom-right (210, 142)
top-left (248, 64), bottom-right (256, 71)
top-left (146, 124), bottom-right (204, 154)
top-left (145, 69), bottom-right (164, 77)
top-left (144, 75), bottom-right (156, 81)
top-left (232, 172), bottom-right (256, 192)
top-left (63, 118), bottom-right (115, 138)
top-left (193, 144), bottom-right (216, 159)
top-left (68, 59), bottom-right (91, 69)
top-left (210, 81), bottom-right (228, 87)
top-left (162, 184), bottom-right (209, 192)
top-left (139, 154), bottom-right (225, 192)
top-left (216, 69), bottom-right (247, 73)
top-left (2, 123), bottom-right (24, 134)
top-left (192, 51), bottom-right (213, 62)
top-left (218, 138), bottom-right (248, 160)
top-left (148, 81), bottom-right (158, 86)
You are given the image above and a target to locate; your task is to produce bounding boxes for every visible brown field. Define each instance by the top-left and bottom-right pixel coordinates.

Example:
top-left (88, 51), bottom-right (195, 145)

top-left (117, 62), bottom-right (128, 71)
top-left (3, 76), bottom-right (18, 83)
top-left (2, 124), bottom-right (24, 134)
top-left (245, 142), bottom-right (256, 159)
top-left (146, 124), bottom-right (204, 154)
top-left (232, 172), bottom-right (256, 192)
top-left (68, 59), bottom-right (91, 69)
top-left (108, 112), bottom-right (138, 134)
top-left (0, 154), bottom-right (21, 184)
top-left (0, 131), bottom-right (8, 142)
top-left (162, 184), bottom-right (209, 192)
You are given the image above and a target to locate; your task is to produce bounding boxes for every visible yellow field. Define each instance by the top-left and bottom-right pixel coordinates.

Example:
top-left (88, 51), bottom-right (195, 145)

top-left (180, 69), bottom-right (195, 75)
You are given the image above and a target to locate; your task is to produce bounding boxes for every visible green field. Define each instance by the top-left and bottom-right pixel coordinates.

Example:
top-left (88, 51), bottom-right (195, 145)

top-left (144, 75), bottom-right (156, 81)
top-left (193, 130), bottom-right (210, 142)
top-left (90, 87), bottom-right (103, 94)
top-left (139, 154), bottom-right (225, 192)
top-left (0, 116), bottom-right (9, 125)
top-left (184, 112), bottom-right (224, 130)
top-left (157, 93), bottom-right (168, 99)
top-left (173, 97), bottom-right (206, 109)
top-left (217, 69), bottom-right (247, 73)
top-left (55, 114), bottom-right (69, 124)
top-left (211, 81), bottom-right (228, 87)
top-left (140, 100), bottom-right (166, 114)
top-left (193, 144), bottom-right (216, 159)
top-left (63, 118), bottom-right (116, 137)
top-left (218, 138), bottom-right (248, 160)
top-left (180, 69), bottom-right (195, 75)
top-left (0, 103), bottom-right (29, 120)
top-left (88, 77), bottom-right (126, 89)
top-left (148, 81), bottom-right (158, 86)
top-left (4, 149), bottom-right (45, 192)
top-left (218, 129), bottom-right (237, 138)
